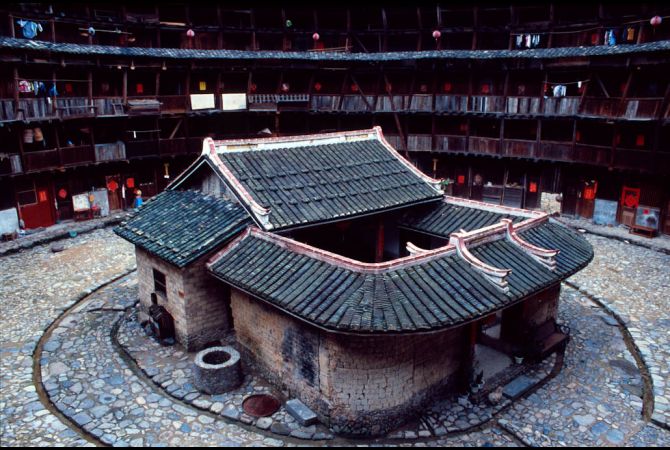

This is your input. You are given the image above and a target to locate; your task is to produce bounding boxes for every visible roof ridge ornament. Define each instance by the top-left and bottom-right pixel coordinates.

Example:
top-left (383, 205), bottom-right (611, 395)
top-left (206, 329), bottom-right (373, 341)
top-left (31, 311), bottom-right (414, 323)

top-left (449, 232), bottom-right (511, 292)
top-left (501, 219), bottom-right (558, 270)
top-left (202, 137), bottom-right (272, 229)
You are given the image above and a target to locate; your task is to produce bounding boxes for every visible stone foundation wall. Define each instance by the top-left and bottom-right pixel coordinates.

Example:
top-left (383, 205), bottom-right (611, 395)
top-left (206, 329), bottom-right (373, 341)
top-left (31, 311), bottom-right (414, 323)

top-left (230, 289), bottom-right (466, 437)
top-left (136, 248), bottom-right (231, 351)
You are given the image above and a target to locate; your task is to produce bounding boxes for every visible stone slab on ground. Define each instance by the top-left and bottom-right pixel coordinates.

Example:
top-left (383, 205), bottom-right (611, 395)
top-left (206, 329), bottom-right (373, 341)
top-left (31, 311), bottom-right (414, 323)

top-left (284, 399), bottom-right (318, 426)
top-left (502, 375), bottom-right (536, 400)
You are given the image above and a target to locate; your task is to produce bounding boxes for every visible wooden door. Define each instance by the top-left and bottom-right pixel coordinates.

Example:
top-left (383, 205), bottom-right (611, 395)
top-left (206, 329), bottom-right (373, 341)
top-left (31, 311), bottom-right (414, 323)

top-left (17, 181), bottom-right (55, 229)
top-left (105, 175), bottom-right (122, 211)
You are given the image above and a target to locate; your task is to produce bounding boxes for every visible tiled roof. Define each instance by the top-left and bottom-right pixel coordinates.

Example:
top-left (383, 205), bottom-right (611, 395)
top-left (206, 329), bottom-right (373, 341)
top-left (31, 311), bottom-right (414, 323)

top-left (114, 190), bottom-right (251, 267)
top-left (398, 200), bottom-right (526, 237)
top-left (208, 219), bottom-right (592, 334)
top-left (209, 131), bottom-right (442, 230)
top-left (2, 37), bottom-right (669, 61)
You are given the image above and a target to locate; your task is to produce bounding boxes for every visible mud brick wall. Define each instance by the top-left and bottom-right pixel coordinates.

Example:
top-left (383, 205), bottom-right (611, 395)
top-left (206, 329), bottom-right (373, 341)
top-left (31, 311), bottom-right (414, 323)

top-left (231, 288), bottom-right (467, 437)
top-left (136, 248), bottom-right (231, 351)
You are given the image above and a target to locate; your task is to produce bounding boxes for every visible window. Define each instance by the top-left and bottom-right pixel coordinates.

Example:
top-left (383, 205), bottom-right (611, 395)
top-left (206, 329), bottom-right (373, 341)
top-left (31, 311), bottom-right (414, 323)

top-left (153, 269), bottom-right (167, 297)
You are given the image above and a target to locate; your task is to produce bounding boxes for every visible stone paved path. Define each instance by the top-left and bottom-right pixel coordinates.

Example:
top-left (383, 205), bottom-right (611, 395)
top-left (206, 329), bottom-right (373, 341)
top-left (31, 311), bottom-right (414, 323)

top-left (568, 234), bottom-right (670, 428)
top-left (0, 228), bottom-right (135, 446)
top-left (2, 226), bottom-right (670, 447)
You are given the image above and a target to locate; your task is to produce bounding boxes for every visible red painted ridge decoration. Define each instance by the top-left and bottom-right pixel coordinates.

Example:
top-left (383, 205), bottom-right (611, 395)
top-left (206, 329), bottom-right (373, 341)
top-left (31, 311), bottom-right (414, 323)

top-left (502, 218), bottom-right (559, 270)
top-left (449, 232), bottom-right (511, 292)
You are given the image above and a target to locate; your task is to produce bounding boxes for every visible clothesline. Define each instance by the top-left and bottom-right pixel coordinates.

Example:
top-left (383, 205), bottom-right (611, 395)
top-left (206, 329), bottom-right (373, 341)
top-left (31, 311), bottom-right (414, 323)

top-left (16, 78), bottom-right (89, 83)
top-left (77, 27), bottom-right (134, 35)
top-left (545, 79), bottom-right (590, 86)
top-left (125, 129), bottom-right (161, 133)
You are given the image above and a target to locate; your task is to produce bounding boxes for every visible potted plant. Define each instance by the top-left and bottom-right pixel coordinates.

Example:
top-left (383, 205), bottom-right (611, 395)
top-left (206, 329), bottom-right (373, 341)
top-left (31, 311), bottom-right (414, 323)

top-left (440, 178), bottom-right (454, 196)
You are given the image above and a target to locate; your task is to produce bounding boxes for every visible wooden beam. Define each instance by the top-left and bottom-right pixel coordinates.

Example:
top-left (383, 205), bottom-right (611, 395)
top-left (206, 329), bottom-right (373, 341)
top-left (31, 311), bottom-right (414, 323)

top-left (595, 73), bottom-right (610, 98)
top-left (349, 74), bottom-right (373, 111)
top-left (122, 69), bottom-right (128, 103)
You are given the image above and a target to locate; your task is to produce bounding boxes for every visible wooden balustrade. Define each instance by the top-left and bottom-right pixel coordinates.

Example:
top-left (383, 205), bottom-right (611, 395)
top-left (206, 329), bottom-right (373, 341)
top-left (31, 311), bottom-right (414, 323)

top-left (579, 98), bottom-right (621, 118)
top-left (406, 134), bottom-right (433, 151)
top-left (95, 142), bottom-right (126, 162)
top-left (384, 134), bottom-right (403, 149)
top-left (435, 134), bottom-right (467, 152)
top-left (16, 98), bottom-right (56, 120)
top-left (574, 144), bottom-right (611, 165)
top-left (126, 139), bottom-right (159, 159)
top-left (341, 95), bottom-right (374, 111)
top-left (0, 154), bottom-right (22, 175)
top-left (469, 136), bottom-right (500, 155)
top-left (622, 98), bottom-right (662, 120)
top-left (469, 95), bottom-right (505, 113)
top-left (408, 95), bottom-right (433, 112)
top-left (158, 95), bottom-right (188, 113)
top-left (0, 99), bottom-right (16, 121)
top-left (503, 139), bottom-right (536, 158)
top-left (310, 95), bottom-right (340, 111)
top-left (57, 97), bottom-right (96, 118)
top-left (435, 95), bottom-right (468, 112)
top-left (538, 141), bottom-right (572, 161)
top-left (376, 95), bottom-right (406, 111)
top-left (59, 145), bottom-right (95, 166)
top-left (23, 149), bottom-right (59, 172)
top-left (93, 97), bottom-right (125, 116)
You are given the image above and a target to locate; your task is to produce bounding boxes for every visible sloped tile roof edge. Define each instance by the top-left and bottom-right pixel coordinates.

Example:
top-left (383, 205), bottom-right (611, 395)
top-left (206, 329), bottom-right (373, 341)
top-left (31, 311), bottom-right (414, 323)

top-left (193, 128), bottom-right (443, 231)
top-left (3, 37), bottom-right (670, 61)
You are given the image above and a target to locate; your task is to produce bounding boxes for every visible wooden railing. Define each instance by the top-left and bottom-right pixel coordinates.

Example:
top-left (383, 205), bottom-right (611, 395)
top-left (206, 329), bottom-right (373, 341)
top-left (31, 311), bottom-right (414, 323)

top-left (574, 143), bottom-right (611, 165)
top-left (469, 136), bottom-right (500, 155)
top-left (93, 97), bottom-right (125, 116)
top-left (0, 154), bottom-right (22, 175)
top-left (376, 95), bottom-right (406, 111)
top-left (95, 142), bottom-right (126, 162)
top-left (310, 95), bottom-right (340, 111)
top-left (59, 145), bottom-right (95, 166)
top-left (341, 95), bottom-right (374, 111)
top-left (543, 97), bottom-right (580, 116)
top-left (435, 134), bottom-right (467, 152)
top-left (126, 139), bottom-right (159, 159)
top-left (579, 98), bottom-right (621, 118)
top-left (0, 99), bottom-right (16, 121)
top-left (538, 141), bottom-right (572, 161)
top-left (406, 134), bottom-right (433, 151)
top-left (158, 95), bottom-right (188, 113)
top-left (469, 95), bottom-right (505, 113)
top-left (621, 98), bottom-right (662, 120)
top-left (17, 98), bottom-right (56, 120)
top-left (503, 139), bottom-right (536, 158)
top-left (435, 95), bottom-right (468, 112)
top-left (408, 94), bottom-right (433, 112)
top-left (384, 134), bottom-right (404, 150)
top-left (23, 149), bottom-right (59, 172)
top-left (57, 97), bottom-right (96, 118)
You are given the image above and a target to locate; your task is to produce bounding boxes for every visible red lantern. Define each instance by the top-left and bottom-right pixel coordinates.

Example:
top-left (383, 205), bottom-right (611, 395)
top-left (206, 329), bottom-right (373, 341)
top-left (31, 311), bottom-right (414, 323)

top-left (313, 82), bottom-right (322, 92)
top-left (650, 16), bottom-right (662, 27)
top-left (312, 32), bottom-right (320, 41)
top-left (636, 134), bottom-right (645, 147)
top-left (385, 83), bottom-right (392, 92)
top-left (529, 182), bottom-right (538, 193)
top-left (249, 83), bottom-right (257, 93)
top-left (58, 188), bottom-right (68, 199)
top-left (186, 29), bottom-right (195, 38)
top-left (443, 82), bottom-right (452, 93)
top-left (350, 84), bottom-right (358, 92)
top-left (432, 30), bottom-right (441, 40)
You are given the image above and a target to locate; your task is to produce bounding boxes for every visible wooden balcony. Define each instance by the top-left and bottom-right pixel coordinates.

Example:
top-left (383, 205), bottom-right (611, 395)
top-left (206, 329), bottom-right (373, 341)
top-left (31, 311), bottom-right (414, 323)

top-left (435, 134), bottom-right (467, 153)
top-left (95, 142), bottom-right (126, 162)
top-left (506, 96), bottom-right (541, 115)
top-left (469, 95), bottom-right (505, 114)
top-left (469, 136), bottom-right (500, 155)
top-left (542, 97), bottom-right (579, 116)
top-left (384, 134), bottom-right (404, 150)
top-left (59, 145), bottom-right (95, 166)
top-left (57, 97), bottom-right (96, 119)
top-left (538, 141), bottom-right (573, 161)
top-left (503, 139), bottom-right (536, 158)
top-left (310, 95), bottom-right (340, 111)
top-left (159, 95), bottom-right (189, 113)
top-left (23, 149), bottom-right (59, 172)
top-left (574, 143), bottom-right (611, 165)
top-left (408, 95), bottom-right (433, 112)
top-left (435, 95), bottom-right (468, 113)
top-left (93, 97), bottom-right (125, 116)
top-left (406, 134), bottom-right (433, 151)
top-left (16, 98), bottom-right (56, 121)
top-left (621, 98), bottom-right (663, 120)
top-left (341, 95), bottom-right (374, 112)
top-left (0, 99), bottom-right (16, 121)
top-left (376, 95), bottom-right (406, 112)
top-left (579, 98), bottom-right (621, 118)
top-left (0, 154), bottom-right (22, 175)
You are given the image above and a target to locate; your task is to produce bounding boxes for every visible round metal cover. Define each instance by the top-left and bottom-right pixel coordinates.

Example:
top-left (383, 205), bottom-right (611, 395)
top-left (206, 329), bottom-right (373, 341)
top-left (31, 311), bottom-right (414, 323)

top-left (242, 394), bottom-right (280, 417)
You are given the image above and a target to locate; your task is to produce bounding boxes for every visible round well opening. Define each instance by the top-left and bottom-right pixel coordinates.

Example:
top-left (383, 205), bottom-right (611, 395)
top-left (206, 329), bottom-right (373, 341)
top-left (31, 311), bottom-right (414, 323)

top-left (203, 350), bottom-right (231, 365)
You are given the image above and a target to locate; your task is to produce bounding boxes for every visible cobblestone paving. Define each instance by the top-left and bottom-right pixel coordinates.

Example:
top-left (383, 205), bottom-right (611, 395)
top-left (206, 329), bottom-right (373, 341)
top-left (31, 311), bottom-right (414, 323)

top-left (498, 287), bottom-right (669, 446)
top-left (568, 234), bottom-right (670, 428)
top-left (0, 229), bottom-right (135, 447)
top-left (2, 228), bottom-right (670, 447)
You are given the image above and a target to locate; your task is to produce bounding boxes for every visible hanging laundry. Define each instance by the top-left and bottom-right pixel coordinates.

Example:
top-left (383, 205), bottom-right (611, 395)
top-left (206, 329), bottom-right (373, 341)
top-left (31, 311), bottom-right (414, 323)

top-left (525, 34), bottom-right (532, 48)
top-left (18, 80), bottom-right (33, 93)
top-left (553, 85), bottom-right (566, 97)
top-left (16, 20), bottom-right (43, 39)
top-left (607, 29), bottom-right (616, 46)
top-left (626, 27), bottom-right (635, 42)
top-left (531, 34), bottom-right (540, 48)
top-left (48, 84), bottom-right (58, 97)
top-left (515, 34), bottom-right (523, 48)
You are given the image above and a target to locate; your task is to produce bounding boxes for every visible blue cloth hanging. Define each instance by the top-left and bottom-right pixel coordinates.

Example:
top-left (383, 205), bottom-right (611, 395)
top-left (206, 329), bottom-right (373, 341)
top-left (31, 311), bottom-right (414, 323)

top-left (17, 20), bottom-right (43, 39)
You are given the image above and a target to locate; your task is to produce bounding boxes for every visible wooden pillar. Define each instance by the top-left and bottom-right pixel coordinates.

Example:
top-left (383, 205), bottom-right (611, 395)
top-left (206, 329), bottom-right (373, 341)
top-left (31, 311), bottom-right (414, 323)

top-left (215, 72), bottom-right (222, 109)
top-left (88, 70), bottom-right (93, 115)
top-left (9, 14), bottom-right (15, 38)
top-left (375, 219), bottom-right (384, 263)
top-left (122, 69), bottom-right (128, 103)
